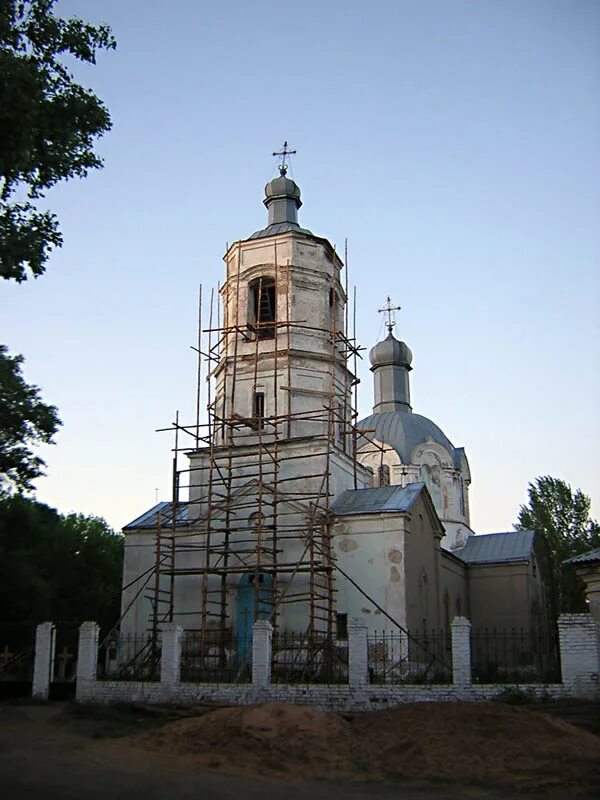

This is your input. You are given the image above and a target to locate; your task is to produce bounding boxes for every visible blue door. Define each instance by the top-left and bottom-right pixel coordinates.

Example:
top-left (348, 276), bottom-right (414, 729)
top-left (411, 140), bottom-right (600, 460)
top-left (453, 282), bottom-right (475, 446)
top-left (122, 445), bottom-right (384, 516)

top-left (236, 572), bottom-right (273, 664)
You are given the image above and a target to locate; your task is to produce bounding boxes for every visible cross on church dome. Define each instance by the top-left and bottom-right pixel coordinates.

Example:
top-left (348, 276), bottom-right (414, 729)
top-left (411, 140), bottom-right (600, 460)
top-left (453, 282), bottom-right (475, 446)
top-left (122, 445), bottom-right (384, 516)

top-left (378, 296), bottom-right (402, 334)
top-left (272, 140), bottom-right (296, 176)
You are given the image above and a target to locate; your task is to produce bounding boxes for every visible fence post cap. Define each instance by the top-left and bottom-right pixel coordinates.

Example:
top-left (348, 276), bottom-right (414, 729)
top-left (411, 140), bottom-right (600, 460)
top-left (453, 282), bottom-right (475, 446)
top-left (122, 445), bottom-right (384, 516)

top-left (348, 616), bottom-right (367, 629)
top-left (159, 622), bottom-right (183, 634)
top-left (253, 620), bottom-right (273, 632)
top-left (451, 616), bottom-right (471, 627)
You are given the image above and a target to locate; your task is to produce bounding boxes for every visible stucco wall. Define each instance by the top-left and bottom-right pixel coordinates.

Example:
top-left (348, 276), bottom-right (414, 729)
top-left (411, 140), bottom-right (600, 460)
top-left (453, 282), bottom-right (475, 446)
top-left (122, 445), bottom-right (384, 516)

top-left (468, 561), bottom-right (535, 631)
top-left (440, 551), bottom-right (469, 626)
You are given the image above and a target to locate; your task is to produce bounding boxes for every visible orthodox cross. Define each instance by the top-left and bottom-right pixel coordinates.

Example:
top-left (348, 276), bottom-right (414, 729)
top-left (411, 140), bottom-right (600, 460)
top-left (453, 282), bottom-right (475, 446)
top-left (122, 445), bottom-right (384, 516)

top-left (0, 645), bottom-right (14, 665)
top-left (272, 141), bottom-right (296, 176)
top-left (378, 296), bottom-right (401, 334)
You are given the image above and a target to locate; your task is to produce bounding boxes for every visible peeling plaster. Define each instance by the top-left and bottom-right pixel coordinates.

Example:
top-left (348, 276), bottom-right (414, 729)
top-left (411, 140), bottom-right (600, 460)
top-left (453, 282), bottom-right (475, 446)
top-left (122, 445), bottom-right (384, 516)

top-left (338, 538), bottom-right (359, 553)
top-left (388, 549), bottom-right (403, 564)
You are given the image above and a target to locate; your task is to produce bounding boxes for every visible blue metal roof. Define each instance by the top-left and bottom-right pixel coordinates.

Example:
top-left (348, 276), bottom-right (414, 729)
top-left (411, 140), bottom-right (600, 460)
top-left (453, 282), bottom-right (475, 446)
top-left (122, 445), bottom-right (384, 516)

top-left (564, 548), bottom-right (600, 566)
top-left (357, 411), bottom-right (464, 469)
top-left (247, 222), bottom-right (314, 240)
top-left (330, 483), bottom-right (425, 517)
top-left (123, 501), bottom-right (190, 531)
top-left (456, 530), bottom-right (535, 564)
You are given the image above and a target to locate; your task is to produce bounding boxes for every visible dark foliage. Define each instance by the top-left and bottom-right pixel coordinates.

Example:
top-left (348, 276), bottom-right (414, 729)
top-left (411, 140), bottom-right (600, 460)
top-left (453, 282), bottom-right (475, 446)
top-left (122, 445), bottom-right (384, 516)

top-left (0, 0), bottom-right (115, 281)
top-left (0, 345), bottom-right (61, 494)
top-left (515, 476), bottom-right (600, 612)
top-left (0, 495), bottom-right (122, 630)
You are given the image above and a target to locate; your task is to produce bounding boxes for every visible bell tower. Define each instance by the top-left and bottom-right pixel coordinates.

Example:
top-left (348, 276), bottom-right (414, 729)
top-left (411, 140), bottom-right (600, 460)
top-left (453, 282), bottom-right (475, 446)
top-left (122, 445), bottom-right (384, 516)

top-left (180, 147), bottom-right (371, 642)
top-left (213, 157), bottom-right (352, 449)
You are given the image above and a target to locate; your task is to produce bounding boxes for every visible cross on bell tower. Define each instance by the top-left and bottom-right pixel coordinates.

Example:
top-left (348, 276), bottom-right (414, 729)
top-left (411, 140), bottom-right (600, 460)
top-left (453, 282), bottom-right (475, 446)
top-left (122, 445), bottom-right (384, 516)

top-left (378, 296), bottom-right (402, 334)
top-left (272, 141), bottom-right (296, 176)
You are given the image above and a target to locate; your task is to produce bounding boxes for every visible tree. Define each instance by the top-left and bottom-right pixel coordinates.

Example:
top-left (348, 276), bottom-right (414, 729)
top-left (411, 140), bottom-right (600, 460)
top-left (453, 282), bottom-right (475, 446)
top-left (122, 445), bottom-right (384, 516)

top-left (515, 476), bottom-right (600, 612)
top-left (0, 345), bottom-right (61, 494)
top-left (0, 0), bottom-right (115, 281)
top-left (0, 495), bottom-right (123, 631)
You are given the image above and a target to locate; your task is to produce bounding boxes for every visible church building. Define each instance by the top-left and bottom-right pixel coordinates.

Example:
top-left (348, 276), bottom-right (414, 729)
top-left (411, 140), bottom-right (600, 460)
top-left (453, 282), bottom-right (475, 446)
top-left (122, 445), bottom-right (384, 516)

top-left (121, 154), bottom-right (552, 656)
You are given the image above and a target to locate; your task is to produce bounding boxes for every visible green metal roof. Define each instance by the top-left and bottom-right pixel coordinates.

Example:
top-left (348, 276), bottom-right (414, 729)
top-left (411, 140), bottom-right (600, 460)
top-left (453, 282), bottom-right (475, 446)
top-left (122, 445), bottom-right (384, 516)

top-left (330, 483), bottom-right (425, 516)
top-left (564, 548), bottom-right (600, 566)
top-left (456, 530), bottom-right (535, 564)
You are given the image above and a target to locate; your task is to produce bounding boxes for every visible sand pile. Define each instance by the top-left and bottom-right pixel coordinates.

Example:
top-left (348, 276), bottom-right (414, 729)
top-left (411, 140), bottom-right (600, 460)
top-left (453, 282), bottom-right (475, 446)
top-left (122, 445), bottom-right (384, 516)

top-left (134, 701), bottom-right (600, 793)
top-left (137, 702), bottom-right (354, 776)
top-left (351, 701), bottom-right (600, 794)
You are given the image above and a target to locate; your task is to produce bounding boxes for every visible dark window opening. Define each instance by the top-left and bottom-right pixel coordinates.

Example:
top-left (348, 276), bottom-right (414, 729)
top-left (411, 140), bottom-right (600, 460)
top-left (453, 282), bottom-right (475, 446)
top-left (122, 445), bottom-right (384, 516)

top-left (336, 613), bottom-right (348, 640)
top-left (253, 391), bottom-right (265, 430)
top-left (249, 277), bottom-right (276, 339)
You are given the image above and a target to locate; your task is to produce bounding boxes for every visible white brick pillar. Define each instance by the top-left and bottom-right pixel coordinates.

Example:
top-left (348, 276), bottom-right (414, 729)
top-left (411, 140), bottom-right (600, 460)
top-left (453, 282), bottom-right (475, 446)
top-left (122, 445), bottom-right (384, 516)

top-left (76, 622), bottom-right (99, 702)
top-left (348, 617), bottom-right (369, 688)
top-left (451, 616), bottom-right (472, 687)
top-left (160, 623), bottom-right (183, 688)
top-left (32, 622), bottom-right (55, 700)
top-left (558, 613), bottom-right (600, 699)
top-left (77, 622), bottom-right (100, 681)
top-left (252, 620), bottom-right (272, 688)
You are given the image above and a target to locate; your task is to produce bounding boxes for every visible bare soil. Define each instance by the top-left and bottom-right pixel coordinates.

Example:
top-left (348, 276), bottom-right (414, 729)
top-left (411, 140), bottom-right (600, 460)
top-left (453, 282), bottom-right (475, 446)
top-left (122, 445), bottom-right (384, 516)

top-left (1, 700), bottom-right (599, 799)
top-left (120, 700), bottom-right (600, 794)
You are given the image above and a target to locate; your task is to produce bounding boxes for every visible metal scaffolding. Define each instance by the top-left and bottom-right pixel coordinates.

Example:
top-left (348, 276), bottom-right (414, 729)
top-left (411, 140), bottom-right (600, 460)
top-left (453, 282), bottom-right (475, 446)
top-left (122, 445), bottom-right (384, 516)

top-left (139, 241), bottom-right (378, 652)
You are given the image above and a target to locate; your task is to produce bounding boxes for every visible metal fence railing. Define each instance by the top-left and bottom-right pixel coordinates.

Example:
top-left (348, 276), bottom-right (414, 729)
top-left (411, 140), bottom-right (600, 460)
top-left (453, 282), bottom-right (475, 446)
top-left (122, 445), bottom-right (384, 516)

top-left (471, 627), bottom-right (560, 683)
top-left (52, 623), bottom-right (80, 684)
top-left (367, 629), bottom-right (452, 684)
top-left (271, 631), bottom-right (349, 684)
top-left (98, 632), bottom-right (161, 682)
top-left (0, 622), bottom-right (36, 685)
top-left (180, 631), bottom-right (252, 683)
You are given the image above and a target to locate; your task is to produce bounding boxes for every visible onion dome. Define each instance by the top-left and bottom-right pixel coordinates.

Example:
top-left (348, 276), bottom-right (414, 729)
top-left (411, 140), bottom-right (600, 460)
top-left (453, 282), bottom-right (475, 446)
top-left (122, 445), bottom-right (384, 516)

top-left (264, 174), bottom-right (302, 207)
top-left (369, 331), bottom-right (413, 370)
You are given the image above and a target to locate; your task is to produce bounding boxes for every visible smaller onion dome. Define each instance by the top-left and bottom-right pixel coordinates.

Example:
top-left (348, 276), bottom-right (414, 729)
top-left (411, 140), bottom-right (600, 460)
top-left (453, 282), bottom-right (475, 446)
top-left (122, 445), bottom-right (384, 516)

top-left (264, 174), bottom-right (302, 207)
top-left (369, 331), bottom-right (413, 370)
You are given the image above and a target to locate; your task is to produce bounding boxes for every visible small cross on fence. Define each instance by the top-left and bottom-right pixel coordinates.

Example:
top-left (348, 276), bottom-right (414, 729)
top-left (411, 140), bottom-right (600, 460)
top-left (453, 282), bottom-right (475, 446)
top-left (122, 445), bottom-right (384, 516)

top-left (0, 645), bottom-right (14, 665)
top-left (56, 645), bottom-right (74, 679)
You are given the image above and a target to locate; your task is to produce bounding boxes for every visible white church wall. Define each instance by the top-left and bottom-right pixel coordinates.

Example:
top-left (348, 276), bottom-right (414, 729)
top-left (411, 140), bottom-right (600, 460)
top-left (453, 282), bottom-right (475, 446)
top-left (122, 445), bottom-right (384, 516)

top-left (403, 501), bottom-right (444, 633)
top-left (440, 552), bottom-right (469, 625)
top-left (333, 514), bottom-right (409, 633)
top-left (120, 531), bottom-right (156, 636)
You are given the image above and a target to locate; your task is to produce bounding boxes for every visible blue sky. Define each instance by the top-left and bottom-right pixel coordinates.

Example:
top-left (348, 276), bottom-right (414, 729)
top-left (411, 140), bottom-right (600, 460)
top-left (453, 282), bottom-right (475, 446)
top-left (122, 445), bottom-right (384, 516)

top-left (3, 0), bottom-right (599, 531)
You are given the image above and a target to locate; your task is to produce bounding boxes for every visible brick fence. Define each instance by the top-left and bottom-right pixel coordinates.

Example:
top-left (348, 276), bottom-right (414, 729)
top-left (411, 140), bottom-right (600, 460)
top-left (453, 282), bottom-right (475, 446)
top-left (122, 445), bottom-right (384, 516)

top-left (30, 614), bottom-right (600, 709)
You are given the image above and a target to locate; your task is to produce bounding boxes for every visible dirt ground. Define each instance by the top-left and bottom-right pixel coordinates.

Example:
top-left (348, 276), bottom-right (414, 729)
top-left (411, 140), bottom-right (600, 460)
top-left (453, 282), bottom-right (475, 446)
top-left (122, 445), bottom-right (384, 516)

top-left (0, 700), bottom-right (599, 800)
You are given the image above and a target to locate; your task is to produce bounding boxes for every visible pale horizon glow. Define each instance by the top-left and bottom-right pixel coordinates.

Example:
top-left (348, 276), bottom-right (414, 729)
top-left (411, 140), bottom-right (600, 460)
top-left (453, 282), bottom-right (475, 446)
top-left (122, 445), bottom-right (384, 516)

top-left (3, 0), bottom-right (599, 532)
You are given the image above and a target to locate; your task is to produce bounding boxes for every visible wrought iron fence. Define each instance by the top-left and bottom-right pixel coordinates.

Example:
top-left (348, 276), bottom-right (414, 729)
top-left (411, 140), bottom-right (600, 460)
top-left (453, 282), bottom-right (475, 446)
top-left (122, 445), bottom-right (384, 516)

top-left (271, 631), bottom-right (349, 684)
top-left (180, 630), bottom-right (252, 683)
top-left (52, 623), bottom-right (80, 684)
top-left (367, 629), bottom-right (452, 684)
top-left (0, 622), bottom-right (36, 690)
top-left (471, 627), bottom-right (560, 683)
top-left (98, 632), bottom-right (161, 682)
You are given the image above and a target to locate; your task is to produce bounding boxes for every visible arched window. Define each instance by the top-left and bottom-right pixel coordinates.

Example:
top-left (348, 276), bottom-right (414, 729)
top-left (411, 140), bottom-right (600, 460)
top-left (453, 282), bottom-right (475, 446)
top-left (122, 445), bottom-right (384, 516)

top-left (248, 276), bottom-right (276, 339)
top-left (249, 511), bottom-right (264, 531)
top-left (420, 463), bottom-right (442, 513)
top-left (378, 464), bottom-right (390, 487)
top-left (252, 390), bottom-right (265, 430)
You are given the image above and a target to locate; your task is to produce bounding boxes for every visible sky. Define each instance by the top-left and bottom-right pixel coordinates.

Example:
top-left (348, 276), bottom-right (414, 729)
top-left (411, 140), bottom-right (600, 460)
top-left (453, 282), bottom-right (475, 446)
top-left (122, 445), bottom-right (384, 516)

top-left (3, 0), bottom-right (599, 533)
